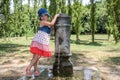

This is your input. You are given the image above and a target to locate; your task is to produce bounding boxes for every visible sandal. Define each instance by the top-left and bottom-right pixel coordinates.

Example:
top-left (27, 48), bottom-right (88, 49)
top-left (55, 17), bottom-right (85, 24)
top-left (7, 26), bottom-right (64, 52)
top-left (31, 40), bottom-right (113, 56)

top-left (34, 70), bottom-right (40, 77)
top-left (26, 68), bottom-right (32, 77)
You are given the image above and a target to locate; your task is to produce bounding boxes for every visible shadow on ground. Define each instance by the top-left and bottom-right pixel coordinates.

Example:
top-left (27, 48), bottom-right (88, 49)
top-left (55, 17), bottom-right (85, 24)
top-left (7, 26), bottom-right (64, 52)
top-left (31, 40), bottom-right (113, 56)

top-left (105, 48), bottom-right (120, 53)
top-left (95, 38), bottom-right (108, 41)
top-left (0, 43), bottom-right (29, 55)
top-left (0, 77), bottom-right (19, 80)
top-left (105, 57), bottom-right (120, 65)
top-left (71, 52), bottom-right (89, 66)
top-left (70, 39), bottom-right (102, 46)
top-left (38, 52), bottom-right (87, 66)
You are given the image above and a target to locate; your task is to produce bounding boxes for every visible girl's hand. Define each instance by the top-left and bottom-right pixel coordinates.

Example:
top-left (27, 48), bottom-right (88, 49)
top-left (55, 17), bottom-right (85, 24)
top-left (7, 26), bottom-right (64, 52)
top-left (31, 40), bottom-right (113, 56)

top-left (55, 14), bottom-right (59, 18)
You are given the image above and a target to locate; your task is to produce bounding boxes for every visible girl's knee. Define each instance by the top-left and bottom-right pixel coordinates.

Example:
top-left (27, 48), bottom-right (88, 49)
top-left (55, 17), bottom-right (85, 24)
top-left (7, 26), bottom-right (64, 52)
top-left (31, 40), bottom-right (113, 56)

top-left (38, 55), bottom-right (41, 59)
top-left (34, 54), bottom-right (40, 60)
top-left (33, 55), bottom-right (38, 60)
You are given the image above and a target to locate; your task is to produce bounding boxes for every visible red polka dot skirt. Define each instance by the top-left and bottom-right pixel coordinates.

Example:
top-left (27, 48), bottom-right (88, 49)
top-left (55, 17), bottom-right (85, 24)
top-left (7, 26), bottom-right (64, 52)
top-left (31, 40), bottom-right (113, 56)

top-left (30, 31), bottom-right (52, 57)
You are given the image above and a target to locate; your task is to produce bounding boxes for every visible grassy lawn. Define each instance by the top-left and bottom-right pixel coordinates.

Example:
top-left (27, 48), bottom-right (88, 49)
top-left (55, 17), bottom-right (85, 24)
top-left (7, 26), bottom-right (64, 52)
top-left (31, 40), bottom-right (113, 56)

top-left (0, 34), bottom-right (120, 79)
top-left (0, 34), bottom-right (120, 65)
top-left (70, 35), bottom-right (120, 63)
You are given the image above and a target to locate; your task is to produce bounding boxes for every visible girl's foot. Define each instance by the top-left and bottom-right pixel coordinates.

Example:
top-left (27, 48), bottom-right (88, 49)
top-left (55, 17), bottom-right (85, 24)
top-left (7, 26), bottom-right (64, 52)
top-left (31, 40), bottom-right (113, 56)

top-left (26, 68), bottom-right (32, 77)
top-left (34, 70), bottom-right (40, 77)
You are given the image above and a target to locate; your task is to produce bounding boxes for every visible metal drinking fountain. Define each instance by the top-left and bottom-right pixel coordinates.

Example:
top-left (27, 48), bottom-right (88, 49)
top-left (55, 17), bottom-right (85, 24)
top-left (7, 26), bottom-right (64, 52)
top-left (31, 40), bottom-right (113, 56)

top-left (53, 13), bottom-right (73, 77)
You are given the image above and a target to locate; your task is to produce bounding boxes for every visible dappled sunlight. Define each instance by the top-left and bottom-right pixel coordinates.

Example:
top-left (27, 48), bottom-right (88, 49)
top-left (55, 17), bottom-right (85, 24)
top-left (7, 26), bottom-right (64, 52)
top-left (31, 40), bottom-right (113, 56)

top-left (0, 35), bottom-right (120, 79)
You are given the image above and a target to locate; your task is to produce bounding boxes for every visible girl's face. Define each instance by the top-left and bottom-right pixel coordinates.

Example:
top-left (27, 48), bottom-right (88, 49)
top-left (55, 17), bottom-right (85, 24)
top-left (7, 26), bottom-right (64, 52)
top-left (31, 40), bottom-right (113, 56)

top-left (41, 14), bottom-right (49, 21)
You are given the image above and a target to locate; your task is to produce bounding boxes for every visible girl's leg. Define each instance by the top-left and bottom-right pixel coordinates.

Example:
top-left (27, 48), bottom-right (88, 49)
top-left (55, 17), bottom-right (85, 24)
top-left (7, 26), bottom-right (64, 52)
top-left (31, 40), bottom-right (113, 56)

top-left (27, 54), bottom-right (39, 69)
top-left (26, 54), bottom-right (35, 76)
top-left (34, 56), bottom-right (41, 76)
top-left (34, 56), bottom-right (41, 71)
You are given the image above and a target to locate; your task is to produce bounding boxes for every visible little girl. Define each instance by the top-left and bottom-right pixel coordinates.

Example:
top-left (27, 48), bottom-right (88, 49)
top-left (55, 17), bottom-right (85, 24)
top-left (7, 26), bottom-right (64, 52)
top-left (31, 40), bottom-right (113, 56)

top-left (26, 8), bottom-right (59, 77)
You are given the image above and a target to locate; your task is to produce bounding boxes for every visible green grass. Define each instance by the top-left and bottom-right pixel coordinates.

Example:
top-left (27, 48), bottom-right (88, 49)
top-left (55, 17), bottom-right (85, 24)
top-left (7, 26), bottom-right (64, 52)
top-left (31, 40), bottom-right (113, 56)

top-left (70, 34), bottom-right (120, 51)
top-left (0, 34), bottom-right (120, 66)
top-left (0, 34), bottom-right (120, 80)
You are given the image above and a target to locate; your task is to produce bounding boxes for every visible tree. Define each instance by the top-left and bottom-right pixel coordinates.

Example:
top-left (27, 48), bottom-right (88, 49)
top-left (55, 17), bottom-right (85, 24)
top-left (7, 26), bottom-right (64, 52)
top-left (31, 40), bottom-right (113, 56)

top-left (56, 0), bottom-right (61, 13)
top-left (68, 0), bottom-right (73, 34)
top-left (13, 0), bottom-right (20, 36)
top-left (49, 0), bottom-right (57, 17)
top-left (0, 0), bottom-right (10, 37)
top-left (90, 0), bottom-right (96, 43)
top-left (113, 0), bottom-right (120, 43)
top-left (41, 0), bottom-right (47, 8)
top-left (72, 0), bottom-right (82, 41)
top-left (33, 0), bottom-right (38, 33)
top-left (68, 0), bottom-right (72, 16)
top-left (106, 0), bottom-right (120, 43)
top-left (106, 0), bottom-right (114, 40)
top-left (61, 0), bottom-right (66, 13)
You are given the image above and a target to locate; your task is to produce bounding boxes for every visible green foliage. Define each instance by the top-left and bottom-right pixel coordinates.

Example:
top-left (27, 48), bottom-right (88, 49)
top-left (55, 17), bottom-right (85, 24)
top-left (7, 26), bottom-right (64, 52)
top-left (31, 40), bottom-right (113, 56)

top-left (0, 0), bottom-right (40, 37)
top-left (106, 0), bottom-right (120, 43)
top-left (67, 0), bottom-right (72, 16)
top-left (72, 0), bottom-right (82, 40)
top-left (0, 0), bottom-right (10, 37)
top-left (49, 0), bottom-right (57, 17)
top-left (41, 0), bottom-right (47, 8)
top-left (0, 0), bottom-right (120, 43)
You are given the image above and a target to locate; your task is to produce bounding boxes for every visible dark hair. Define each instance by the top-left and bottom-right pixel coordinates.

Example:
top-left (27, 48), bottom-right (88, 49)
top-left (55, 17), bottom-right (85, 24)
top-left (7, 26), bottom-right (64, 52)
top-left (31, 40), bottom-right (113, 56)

top-left (38, 16), bottom-right (42, 20)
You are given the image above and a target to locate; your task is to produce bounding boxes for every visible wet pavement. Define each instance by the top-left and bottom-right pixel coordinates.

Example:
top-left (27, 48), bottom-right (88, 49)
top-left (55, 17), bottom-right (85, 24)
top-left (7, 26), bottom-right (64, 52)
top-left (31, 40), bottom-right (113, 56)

top-left (17, 66), bottom-right (101, 80)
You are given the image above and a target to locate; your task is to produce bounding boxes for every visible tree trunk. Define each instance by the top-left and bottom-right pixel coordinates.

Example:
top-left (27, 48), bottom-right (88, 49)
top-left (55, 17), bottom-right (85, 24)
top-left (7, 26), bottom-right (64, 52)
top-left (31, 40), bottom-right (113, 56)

top-left (107, 23), bottom-right (111, 40)
top-left (73, 0), bottom-right (81, 42)
top-left (68, 0), bottom-right (72, 16)
top-left (90, 0), bottom-right (95, 43)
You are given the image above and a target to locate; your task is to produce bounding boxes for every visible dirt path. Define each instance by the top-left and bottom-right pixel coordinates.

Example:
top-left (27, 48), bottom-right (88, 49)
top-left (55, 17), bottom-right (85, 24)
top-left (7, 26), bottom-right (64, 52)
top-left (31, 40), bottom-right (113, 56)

top-left (0, 51), bottom-right (120, 80)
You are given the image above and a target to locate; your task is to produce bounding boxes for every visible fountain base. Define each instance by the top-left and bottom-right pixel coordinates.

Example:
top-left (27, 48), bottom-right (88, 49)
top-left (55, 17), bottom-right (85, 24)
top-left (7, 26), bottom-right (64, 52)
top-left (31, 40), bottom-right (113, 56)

top-left (18, 66), bottom-right (101, 80)
top-left (53, 56), bottom-right (73, 77)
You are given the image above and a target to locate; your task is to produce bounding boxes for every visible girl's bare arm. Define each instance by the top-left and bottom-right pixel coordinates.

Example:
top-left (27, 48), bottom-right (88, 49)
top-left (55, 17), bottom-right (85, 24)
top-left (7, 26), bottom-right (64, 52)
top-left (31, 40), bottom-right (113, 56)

top-left (40, 14), bottom-right (59, 27)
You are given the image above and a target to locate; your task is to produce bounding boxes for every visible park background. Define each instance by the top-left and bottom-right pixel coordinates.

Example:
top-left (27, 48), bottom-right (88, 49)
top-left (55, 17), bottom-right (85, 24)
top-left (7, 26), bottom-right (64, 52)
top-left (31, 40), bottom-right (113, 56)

top-left (0, 0), bottom-right (120, 80)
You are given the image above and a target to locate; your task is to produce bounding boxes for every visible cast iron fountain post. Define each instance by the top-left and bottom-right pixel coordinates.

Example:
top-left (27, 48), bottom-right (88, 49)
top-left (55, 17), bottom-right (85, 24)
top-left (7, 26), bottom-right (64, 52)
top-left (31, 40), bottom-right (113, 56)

top-left (53, 14), bottom-right (73, 77)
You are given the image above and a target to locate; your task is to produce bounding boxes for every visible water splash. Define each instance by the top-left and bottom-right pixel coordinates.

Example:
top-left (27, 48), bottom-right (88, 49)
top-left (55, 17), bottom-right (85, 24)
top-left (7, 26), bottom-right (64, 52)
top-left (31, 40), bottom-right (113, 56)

top-left (18, 66), bottom-right (102, 80)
